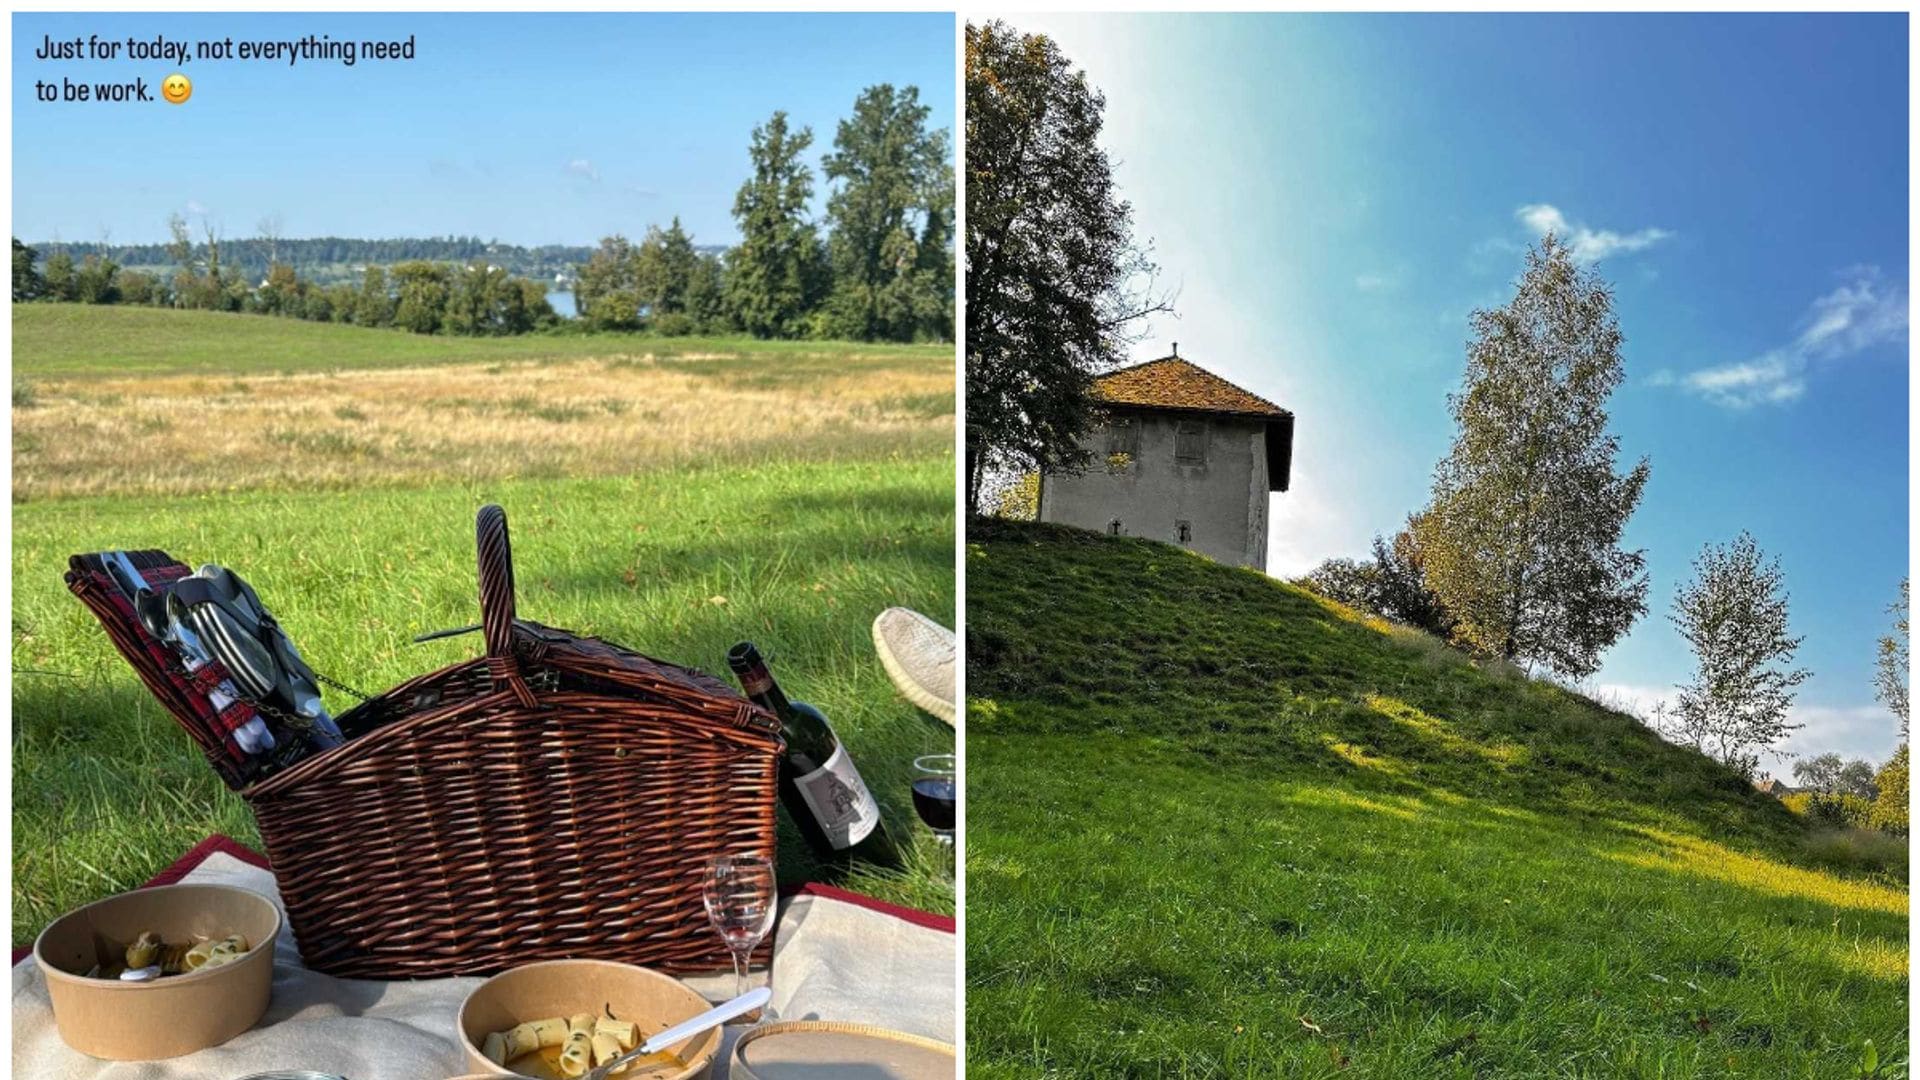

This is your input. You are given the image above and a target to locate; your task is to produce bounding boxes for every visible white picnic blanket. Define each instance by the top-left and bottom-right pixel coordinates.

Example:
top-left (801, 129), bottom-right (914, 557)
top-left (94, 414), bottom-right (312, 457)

top-left (11, 851), bottom-right (954, 1078)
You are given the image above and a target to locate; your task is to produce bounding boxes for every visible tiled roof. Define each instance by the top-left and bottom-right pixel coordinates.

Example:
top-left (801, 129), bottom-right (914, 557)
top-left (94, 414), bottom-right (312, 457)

top-left (1093, 356), bottom-right (1290, 419)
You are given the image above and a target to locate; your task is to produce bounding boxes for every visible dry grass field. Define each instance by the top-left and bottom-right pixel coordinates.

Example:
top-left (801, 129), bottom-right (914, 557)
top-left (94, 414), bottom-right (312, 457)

top-left (15, 350), bottom-right (952, 500)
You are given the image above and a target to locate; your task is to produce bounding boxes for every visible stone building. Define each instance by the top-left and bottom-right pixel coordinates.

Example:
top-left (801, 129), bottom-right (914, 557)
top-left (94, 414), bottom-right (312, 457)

top-left (1038, 348), bottom-right (1294, 570)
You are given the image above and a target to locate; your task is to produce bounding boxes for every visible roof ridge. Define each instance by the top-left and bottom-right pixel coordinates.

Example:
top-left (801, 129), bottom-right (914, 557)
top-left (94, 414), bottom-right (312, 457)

top-left (1092, 355), bottom-right (1290, 418)
top-left (1099, 355), bottom-right (1182, 376)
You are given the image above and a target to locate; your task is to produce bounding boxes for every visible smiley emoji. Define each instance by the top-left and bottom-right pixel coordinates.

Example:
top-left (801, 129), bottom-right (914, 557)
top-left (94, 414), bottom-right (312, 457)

top-left (161, 73), bottom-right (191, 105)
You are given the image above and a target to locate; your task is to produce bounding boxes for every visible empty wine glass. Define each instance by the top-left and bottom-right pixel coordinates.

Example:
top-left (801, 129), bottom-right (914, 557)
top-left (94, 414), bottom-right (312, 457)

top-left (702, 853), bottom-right (777, 1008)
top-left (911, 754), bottom-right (957, 848)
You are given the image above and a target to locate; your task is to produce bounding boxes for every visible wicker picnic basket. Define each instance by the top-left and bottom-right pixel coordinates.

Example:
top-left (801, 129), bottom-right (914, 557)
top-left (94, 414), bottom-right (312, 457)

top-left (72, 506), bottom-right (785, 980)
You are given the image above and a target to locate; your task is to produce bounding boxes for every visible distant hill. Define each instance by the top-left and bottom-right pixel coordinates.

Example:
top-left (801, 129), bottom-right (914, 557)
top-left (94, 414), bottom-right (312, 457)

top-left (19, 236), bottom-right (728, 290)
top-left (966, 517), bottom-right (1906, 1076)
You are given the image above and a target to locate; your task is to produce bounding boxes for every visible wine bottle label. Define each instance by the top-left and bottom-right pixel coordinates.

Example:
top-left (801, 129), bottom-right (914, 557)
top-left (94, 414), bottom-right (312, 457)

top-left (793, 742), bottom-right (880, 850)
top-left (739, 669), bottom-right (773, 697)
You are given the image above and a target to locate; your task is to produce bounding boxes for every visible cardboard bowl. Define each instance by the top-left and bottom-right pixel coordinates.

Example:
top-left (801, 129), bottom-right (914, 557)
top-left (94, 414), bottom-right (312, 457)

top-left (456, 959), bottom-right (721, 1079)
top-left (33, 882), bottom-right (281, 1060)
top-left (730, 1021), bottom-right (955, 1080)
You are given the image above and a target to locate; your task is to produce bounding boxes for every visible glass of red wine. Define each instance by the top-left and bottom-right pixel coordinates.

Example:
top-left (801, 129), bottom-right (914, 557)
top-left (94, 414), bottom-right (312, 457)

top-left (911, 754), bottom-right (957, 849)
top-left (702, 853), bottom-right (777, 1013)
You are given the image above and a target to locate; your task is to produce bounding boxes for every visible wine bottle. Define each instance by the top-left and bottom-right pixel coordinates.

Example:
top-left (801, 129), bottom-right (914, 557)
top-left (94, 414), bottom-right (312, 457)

top-left (728, 642), bottom-right (901, 869)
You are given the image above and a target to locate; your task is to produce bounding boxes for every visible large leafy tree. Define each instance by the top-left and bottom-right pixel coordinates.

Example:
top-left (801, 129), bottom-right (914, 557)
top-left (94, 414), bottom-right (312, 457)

top-left (575, 235), bottom-right (642, 331)
top-left (355, 265), bottom-right (393, 327)
top-left (1791, 752), bottom-right (1879, 798)
top-left (13, 238), bottom-right (44, 301)
top-left (1666, 532), bottom-right (1810, 777)
top-left (685, 252), bottom-right (729, 333)
top-left (633, 217), bottom-right (701, 319)
top-left (964, 21), bottom-right (1167, 513)
top-left (1413, 235), bottom-right (1650, 677)
top-left (1872, 745), bottom-right (1908, 834)
top-left (389, 260), bottom-right (451, 334)
top-left (42, 250), bottom-right (76, 302)
top-left (821, 84), bottom-right (953, 343)
top-left (1299, 517), bottom-right (1455, 638)
top-left (1875, 578), bottom-right (1908, 737)
top-left (728, 111), bottom-right (827, 339)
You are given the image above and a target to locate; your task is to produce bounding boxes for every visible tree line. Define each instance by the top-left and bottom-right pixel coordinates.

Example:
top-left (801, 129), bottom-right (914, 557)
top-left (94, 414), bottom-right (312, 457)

top-left (13, 82), bottom-right (954, 344)
top-left (574, 85), bottom-right (952, 341)
top-left (13, 232), bottom-right (559, 336)
top-left (18, 235), bottom-right (595, 288)
top-left (963, 20), bottom-right (1906, 834)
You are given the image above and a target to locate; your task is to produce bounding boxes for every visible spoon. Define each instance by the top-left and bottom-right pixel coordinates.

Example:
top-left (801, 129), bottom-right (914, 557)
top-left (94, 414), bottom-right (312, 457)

top-left (584, 987), bottom-right (771, 1080)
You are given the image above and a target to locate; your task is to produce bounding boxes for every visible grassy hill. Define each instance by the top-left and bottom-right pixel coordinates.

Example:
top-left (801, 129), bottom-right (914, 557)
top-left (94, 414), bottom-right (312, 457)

top-left (965, 518), bottom-right (1906, 1078)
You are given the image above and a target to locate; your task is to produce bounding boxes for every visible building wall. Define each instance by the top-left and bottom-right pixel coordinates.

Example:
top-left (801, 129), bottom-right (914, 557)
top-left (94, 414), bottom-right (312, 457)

top-left (1039, 410), bottom-right (1270, 569)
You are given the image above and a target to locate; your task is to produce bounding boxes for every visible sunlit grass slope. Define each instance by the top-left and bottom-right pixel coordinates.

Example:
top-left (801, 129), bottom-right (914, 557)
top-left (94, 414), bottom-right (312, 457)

top-left (965, 518), bottom-right (1906, 1079)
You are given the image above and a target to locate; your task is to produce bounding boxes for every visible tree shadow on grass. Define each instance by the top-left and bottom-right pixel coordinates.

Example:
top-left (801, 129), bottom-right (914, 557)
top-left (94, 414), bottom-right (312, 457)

top-left (967, 734), bottom-right (1906, 1078)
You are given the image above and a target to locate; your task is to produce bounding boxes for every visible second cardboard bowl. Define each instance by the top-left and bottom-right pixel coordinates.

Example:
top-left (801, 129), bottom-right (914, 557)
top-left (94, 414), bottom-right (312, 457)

top-left (33, 882), bottom-right (281, 1060)
top-left (456, 959), bottom-right (722, 1079)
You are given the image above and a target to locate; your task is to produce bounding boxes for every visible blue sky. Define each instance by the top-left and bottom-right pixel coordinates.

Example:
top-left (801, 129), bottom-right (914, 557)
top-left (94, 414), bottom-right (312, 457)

top-left (1000, 13), bottom-right (1908, 766)
top-left (13, 12), bottom-right (954, 247)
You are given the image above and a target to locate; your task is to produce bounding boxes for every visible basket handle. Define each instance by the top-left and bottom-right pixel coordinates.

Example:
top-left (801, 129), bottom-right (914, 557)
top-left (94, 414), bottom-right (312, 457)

top-left (476, 505), bottom-right (539, 708)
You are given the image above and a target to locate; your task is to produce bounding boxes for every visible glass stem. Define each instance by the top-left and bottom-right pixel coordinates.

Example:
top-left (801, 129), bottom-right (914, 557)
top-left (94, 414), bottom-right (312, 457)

top-left (732, 944), bottom-right (750, 1000)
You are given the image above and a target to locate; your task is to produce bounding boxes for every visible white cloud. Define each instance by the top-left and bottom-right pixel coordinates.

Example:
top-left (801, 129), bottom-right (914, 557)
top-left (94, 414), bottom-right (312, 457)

top-left (1584, 682), bottom-right (1901, 767)
top-left (1588, 681), bottom-right (1672, 715)
top-left (184, 200), bottom-right (208, 217)
top-left (1355, 272), bottom-right (1393, 292)
top-left (1683, 353), bottom-right (1807, 407)
top-left (1676, 268), bottom-right (1908, 408)
top-left (565, 158), bottom-right (601, 183)
top-left (1779, 704), bottom-right (1905, 764)
top-left (1264, 469), bottom-right (1363, 580)
top-left (1515, 203), bottom-right (1672, 264)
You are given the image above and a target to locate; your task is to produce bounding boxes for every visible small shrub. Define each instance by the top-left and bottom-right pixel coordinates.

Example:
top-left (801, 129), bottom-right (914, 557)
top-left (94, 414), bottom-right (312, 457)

top-left (13, 378), bottom-right (38, 408)
top-left (1801, 826), bottom-right (1908, 883)
top-left (1871, 745), bottom-right (1908, 835)
top-left (652, 312), bottom-right (697, 337)
top-left (1795, 792), bottom-right (1877, 831)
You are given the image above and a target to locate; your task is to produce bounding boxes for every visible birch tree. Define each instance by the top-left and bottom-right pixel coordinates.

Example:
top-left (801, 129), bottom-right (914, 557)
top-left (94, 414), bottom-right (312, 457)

top-left (1668, 532), bottom-right (1810, 776)
top-left (1413, 235), bottom-right (1650, 677)
top-left (1875, 578), bottom-right (1907, 737)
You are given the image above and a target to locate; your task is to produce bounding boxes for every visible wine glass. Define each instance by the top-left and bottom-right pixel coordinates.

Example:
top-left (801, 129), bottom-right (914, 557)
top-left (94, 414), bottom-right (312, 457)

top-left (702, 853), bottom-right (777, 1008)
top-left (911, 754), bottom-right (957, 848)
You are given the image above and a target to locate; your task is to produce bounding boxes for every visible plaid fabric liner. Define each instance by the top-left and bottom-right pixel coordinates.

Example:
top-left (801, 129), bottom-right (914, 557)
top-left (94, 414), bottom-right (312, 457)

top-left (65, 551), bottom-right (265, 789)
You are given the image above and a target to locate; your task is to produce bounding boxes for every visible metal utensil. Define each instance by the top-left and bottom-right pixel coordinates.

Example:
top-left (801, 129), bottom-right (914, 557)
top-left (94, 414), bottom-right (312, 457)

top-left (583, 987), bottom-right (771, 1080)
top-left (105, 553), bottom-right (275, 755)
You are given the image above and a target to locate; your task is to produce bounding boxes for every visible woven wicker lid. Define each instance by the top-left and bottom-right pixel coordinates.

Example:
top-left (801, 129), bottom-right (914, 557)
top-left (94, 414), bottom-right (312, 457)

top-left (731, 1021), bottom-right (954, 1079)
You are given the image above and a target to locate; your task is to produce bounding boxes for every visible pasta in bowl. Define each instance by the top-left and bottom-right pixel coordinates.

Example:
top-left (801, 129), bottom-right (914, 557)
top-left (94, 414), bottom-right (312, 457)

top-left (456, 960), bottom-right (723, 1079)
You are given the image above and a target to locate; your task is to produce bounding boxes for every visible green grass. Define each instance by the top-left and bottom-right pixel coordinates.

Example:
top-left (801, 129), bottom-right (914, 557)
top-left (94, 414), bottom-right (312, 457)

top-left (13, 460), bottom-right (955, 944)
top-left (12, 303), bottom-right (948, 379)
top-left (966, 518), bottom-right (1906, 1079)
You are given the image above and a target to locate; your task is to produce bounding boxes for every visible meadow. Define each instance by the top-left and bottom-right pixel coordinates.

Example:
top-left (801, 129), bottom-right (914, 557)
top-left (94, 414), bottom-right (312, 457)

top-left (12, 305), bottom-right (957, 945)
top-left (14, 305), bottom-right (951, 501)
top-left (966, 518), bottom-right (1907, 1079)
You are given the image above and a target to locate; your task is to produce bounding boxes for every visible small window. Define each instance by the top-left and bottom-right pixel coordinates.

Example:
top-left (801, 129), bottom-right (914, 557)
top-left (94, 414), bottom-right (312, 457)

top-left (1105, 418), bottom-right (1138, 456)
top-left (1108, 519), bottom-right (1124, 536)
top-left (1175, 420), bottom-right (1207, 464)
top-left (1176, 520), bottom-right (1192, 544)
